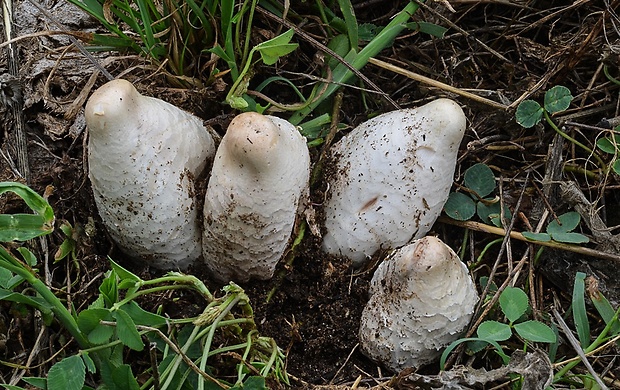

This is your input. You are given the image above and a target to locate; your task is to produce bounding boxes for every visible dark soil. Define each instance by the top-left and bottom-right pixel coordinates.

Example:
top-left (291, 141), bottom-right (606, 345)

top-left (2, 0), bottom-right (620, 388)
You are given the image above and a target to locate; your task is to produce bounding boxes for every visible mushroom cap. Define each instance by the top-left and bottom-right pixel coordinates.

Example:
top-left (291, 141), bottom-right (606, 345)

top-left (322, 99), bottom-right (467, 267)
top-left (359, 236), bottom-right (479, 372)
top-left (202, 112), bottom-right (310, 282)
top-left (86, 79), bottom-right (216, 269)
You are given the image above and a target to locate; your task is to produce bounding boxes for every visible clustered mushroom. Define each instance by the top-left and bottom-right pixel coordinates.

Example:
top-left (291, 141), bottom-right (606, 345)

top-left (202, 112), bottom-right (310, 282)
top-left (321, 98), bottom-right (467, 268)
top-left (358, 236), bottom-right (479, 372)
top-left (85, 80), bottom-right (477, 371)
top-left (85, 79), bottom-right (216, 270)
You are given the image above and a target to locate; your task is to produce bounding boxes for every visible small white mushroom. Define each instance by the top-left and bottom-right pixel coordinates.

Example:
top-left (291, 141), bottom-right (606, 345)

top-left (322, 99), bottom-right (467, 267)
top-left (359, 236), bottom-right (478, 372)
top-left (86, 79), bottom-right (216, 270)
top-left (202, 112), bottom-right (310, 282)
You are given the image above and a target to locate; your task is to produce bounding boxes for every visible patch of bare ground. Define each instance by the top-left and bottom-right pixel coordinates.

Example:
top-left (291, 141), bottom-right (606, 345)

top-left (2, 0), bottom-right (620, 388)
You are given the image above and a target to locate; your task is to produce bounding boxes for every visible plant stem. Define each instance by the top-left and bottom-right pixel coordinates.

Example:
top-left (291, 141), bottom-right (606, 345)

top-left (544, 111), bottom-right (607, 171)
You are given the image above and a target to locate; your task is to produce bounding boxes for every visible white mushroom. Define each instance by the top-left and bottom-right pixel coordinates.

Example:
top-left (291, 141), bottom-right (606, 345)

top-left (202, 112), bottom-right (310, 282)
top-left (359, 236), bottom-right (478, 372)
top-left (86, 79), bottom-right (216, 270)
top-left (322, 99), bottom-right (467, 267)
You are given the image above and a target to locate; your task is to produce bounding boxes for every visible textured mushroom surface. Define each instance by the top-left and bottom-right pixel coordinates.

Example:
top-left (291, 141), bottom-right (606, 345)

top-left (359, 236), bottom-right (478, 372)
top-left (86, 79), bottom-right (216, 270)
top-left (322, 99), bottom-right (466, 267)
top-left (202, 112), bottom-right (310, 282)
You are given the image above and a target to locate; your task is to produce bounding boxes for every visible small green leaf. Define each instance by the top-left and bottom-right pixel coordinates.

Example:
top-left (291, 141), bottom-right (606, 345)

top-left (589, 287), bottom-right (620, 337)
top-left (77, 308), bottom-right (114, 345)
top-left (0, 288), bottom-right (54, 317)
top-left (464, 163), bottom-right (496, 198)
top-left (54, 239), bottom-right (75, 262)
top-left (227, 95), bottom-right (249, 110)
top-left (522, 232), bottom-right (552, 242)
top-left (111, 364), bottom-right (140, 390)
top-left (120, 301), bottom-right (168, 327)
top-left (547, 212), bottom-right (581, 234)
top-left (99, 271), bottom-right (119, 307)
top-left (444, 192), bottom-right (476, 221)
top-left (47, 355), bottom-right (85, 390)
top-left (81, 352), bottom-right (97, 374)
top-left (514, 320), bottom-right (557, 343)
top-left (404, 21), bottom-right (447, 38)
top-left (21, 378), bottom-right (47, 389)
top-left (477, 201), bottom-right (511, 227)
top-left (256, 29), bottom-right (299, 65)
top-left (612, 160), bottom-right (620, 175)
top-left (440, 337), bottom-right (509, 370)
top-left (499, 287), bottom-right (529, 323)
top-left (515, 100), bottom-right (543, 128)
top-left (477, 321), bottom-right (512, 341)
top-left (113, 310), bottom-right (144, 351)
top-left (358, 23), bottom-right (378, 41)
top-left (544, 85), bottom-right (572, 114)
top-left (109, 258), bottom-right (141, 287)
top-left (596, 135), bottom-right (620, 154)
top-left (550, 232), bottom-right (589, 244)
top-left (17, 247), bottom-right (37, 267)
top-left (573, 272), bottom-right (591, 348)
top-left (0, 182), bottom-right (55, 241)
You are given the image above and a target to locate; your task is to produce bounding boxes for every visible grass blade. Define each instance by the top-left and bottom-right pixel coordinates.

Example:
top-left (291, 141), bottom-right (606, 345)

top-left (588, 283), bottom-right (620, 337)
top-left (338, 0), bottom-right (358, 51)
top-left (572, 272), bottom-right (591, 348)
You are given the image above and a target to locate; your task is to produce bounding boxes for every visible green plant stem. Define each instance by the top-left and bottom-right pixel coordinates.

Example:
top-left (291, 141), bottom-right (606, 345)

top-left (198, 295), bottom-right (242, 390)
top-left (259, 337), bottom-right (279, 377)
top-left (111, 284), bottom-right (189, 309)
top-left (241, 0), bottom-right (258, 66)
top-left (236, 329), bottom-right (257, 384)
top-left (160, 324), bottom-right (203, 390)
top-left (544, 111), bottom-right (607, 171)
top-left (0, 248), bottom-right (90, 349)
top-left (470, 238), bottom-right (504, 269)
top-left (288, 1), bottom-right (421, 124)
top-left (138, 273), bottom-right (214, 301)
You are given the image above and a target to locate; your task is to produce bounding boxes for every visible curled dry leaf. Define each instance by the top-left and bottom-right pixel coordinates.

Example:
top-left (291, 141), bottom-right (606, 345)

top-left (322, 99), bottom-right (467, 267)
top-left (359, 236), bottom-right (478, 372)
top-left (202, 112), bottom-right (310, 282)
top-left (86, 79), bottom-right (216, 270)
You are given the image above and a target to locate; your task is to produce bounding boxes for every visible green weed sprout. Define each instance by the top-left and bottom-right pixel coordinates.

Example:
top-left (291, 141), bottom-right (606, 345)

top-left (440, 286), bottom-right (555, 371)
top-left (443, 163), bottom-right (510, 226)
top-left (522, 211), bottom-right (589, 244)
top-left (0, 182), bottom-right (287, 390)
top-left (515, 86), bottom-right (606, 172)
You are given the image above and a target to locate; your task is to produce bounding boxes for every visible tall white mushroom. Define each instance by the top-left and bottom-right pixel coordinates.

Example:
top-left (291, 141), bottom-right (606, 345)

top-left (86, 79), bottom-right (216, 270)
top-left (359, 236), bottom-right (479, 372)
top-left (322, 99), bottom-right (467, 267)
top-left (202, 112), bottom-right (310, 282)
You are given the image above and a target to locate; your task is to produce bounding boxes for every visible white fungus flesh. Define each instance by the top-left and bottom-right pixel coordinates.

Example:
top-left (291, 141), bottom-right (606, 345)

top-left (322, 99), bottom-right (467, 267)
top-left (202, 112), bottom-right (310, 282)
top-left (86, 79), bottom-right (216, 270)
top-left (359, 236), bottom-right (478, 372)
